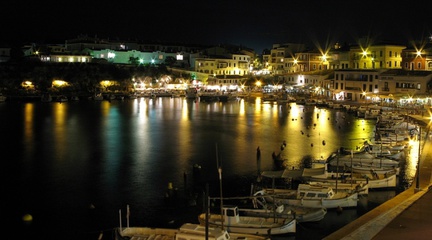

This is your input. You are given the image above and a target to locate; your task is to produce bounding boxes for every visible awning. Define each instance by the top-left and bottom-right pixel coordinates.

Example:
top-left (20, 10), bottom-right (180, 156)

top-left (261, 167), bottom-right (326, 179)
top-left (302, 167), bottom-right (326, 176)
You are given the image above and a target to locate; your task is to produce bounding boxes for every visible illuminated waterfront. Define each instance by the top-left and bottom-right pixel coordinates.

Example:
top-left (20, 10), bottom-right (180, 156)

top-left (1, 97), bottom-right (416, 239)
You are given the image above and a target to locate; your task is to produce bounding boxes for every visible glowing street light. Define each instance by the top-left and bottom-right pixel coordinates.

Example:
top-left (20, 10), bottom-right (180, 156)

top-left (321, 54), bottom-right (327, 62)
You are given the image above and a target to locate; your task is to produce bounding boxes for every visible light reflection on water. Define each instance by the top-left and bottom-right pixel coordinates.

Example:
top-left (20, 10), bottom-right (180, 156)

top-left (1, 97), bottom-right (416, 240)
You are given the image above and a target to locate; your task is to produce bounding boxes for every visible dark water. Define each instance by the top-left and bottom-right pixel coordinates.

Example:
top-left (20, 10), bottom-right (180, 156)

top-left (1, 97), bottom-right (413, 240)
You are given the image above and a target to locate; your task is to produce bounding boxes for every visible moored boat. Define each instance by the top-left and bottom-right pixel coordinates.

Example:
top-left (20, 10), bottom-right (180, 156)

top-left (212, 194), bottom-right (327, 223)
top-left (198, 205), bottom-right (296, 235)
top-left (254, 183), bottom-right (359, 209)
top-left (345, 164), bottom-right (400, 176)
top-left (116, 223), bottom-right (270, 240)
top-left (326, 152), bottom-right (400, 168)
top-left (238, 204), bottom-right (327, 223)
top-left (92, 93), bottom-right (104, 101)
top-left (306, 181), bottom-right (369, 195)
top-left (306, 169), bottom-right (397, 189)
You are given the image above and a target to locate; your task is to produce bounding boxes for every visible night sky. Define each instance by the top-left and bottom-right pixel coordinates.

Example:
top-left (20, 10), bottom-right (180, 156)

top-left (2, 0), bottom-right (432, 53)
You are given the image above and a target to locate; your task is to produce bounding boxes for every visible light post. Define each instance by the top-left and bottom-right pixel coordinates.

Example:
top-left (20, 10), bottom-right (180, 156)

top-left (415, 126), bottom-right (421, 192)
top-left (255, 80), bottom-right (262, 92)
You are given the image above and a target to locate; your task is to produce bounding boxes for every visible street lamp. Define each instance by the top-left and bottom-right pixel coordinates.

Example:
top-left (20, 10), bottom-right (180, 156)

top-left (415, 126), bottom-right (421, 192)
top-left (255, 80), bottom-right (262, 92)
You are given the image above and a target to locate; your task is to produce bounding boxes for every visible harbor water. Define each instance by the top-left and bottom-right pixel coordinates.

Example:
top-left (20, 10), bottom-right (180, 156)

top-left (2, 97), bottom-right (415, 240)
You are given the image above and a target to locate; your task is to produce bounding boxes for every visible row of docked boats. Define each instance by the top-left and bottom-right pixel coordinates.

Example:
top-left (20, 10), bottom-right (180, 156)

top-left (197, 151), bottom-right (403, 236)
top-left (115, 166), bottom-right (394, 238)
top-left (117, 143), bottom-right (404, 238)
top-left (116, 128), bottom-right (409, 239)
top-left (116, 175), bottom-right (360, 238)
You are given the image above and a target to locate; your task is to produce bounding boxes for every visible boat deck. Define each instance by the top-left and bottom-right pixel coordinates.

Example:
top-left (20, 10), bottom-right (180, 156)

top-left (210, 216), bottom-right (287, 227)
top-left (130, 234), bottom-right (175, 240)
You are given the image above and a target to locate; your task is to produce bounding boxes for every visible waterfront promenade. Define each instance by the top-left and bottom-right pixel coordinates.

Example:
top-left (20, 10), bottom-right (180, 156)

top-left (324, 114), bottom-right (432, 240)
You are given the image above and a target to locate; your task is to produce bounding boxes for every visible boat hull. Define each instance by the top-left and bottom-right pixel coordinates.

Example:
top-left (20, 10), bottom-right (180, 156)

top-left (268, 194), bottom-right (358, 209)
top-left (198, 213), bottom-right (296, 235)
top-left (116, 223), bottom-right (270, 240)
top-left (239, 206), bottom-right (327, 223)
top-left (255, 189), bottom-right (359, 209)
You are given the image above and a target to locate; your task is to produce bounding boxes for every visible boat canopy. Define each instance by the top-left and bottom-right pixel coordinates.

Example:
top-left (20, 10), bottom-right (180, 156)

top-left (261, 167), bottom-right (326, 179)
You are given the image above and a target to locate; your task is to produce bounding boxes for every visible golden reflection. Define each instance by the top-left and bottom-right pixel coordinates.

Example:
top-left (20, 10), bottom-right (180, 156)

top-left (101, 101), bottom-right (111, 116)
top-left (53, 103), bottom-right (67, 159)
top-left (277, 105), bottom-right (379, 166)
top-left (312, 108), bottom-right (338, 160)
top-left (23, 103), bottom-right (34, 146)
top-left (289, 103), bottom-right (301, 119)
top-left (239, 99), bottom-right (245, 115)
top-left (176, 99), bottom-right (193, 172)
top-left (254, 97), bottom-right (262, 112)
top-left (182, 98), bottom-right (189, 120)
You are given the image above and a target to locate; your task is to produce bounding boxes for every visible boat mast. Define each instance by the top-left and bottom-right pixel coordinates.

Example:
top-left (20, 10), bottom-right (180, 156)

top-left (335, 149), bottom-right (339, 193)
top-left (216, 143), bottom-right (224, 230)
top-left (205, 183), bottom-right (209, 240)
top-left (350, 150), bottom-right (353, 188)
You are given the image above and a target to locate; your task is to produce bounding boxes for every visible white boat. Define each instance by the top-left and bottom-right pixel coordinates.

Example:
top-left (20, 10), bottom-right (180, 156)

top-left (345, 170), bottom-right (397, 189)
top-left (238, 203), bottom-right (327, 223)
top-left (116, 223), bottom-right (270, 240)
top-left (364, 109), bottom-right (381, 119)
top-left (326, 152), bottom-right (400, 168)
top-left (306, 181), bottom-right (369, 195)
top-left (361, 142), bottom-right (406, 157)
top-left (254, 183), bottom-right (359, 209)
top-left (346, 164), bottom-right (400, 176)
top-left (213, 194), bottom-right (327, 223)
top-left (307, 169), bottom-right (398, 189)
top-left (92, 93), bottom-right (104, 101)
top-left (198, 205), bottom-right (296, 235)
